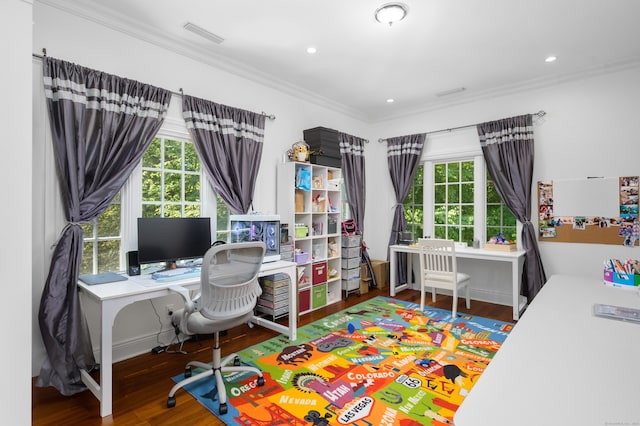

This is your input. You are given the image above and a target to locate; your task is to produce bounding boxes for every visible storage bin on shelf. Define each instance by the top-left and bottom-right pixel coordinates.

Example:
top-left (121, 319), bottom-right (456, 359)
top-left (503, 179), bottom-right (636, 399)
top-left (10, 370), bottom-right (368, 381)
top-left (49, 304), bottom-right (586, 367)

top-left (312, 261), bottom-right (328, 284)
top-left (341, 257), bottom-right (360, 269)
top-left (295, 225), bottom-right (308, 238)
top-left (295, 251), bottom-right (309, 264)
top-left (342, 234), bottom-right (361, 248)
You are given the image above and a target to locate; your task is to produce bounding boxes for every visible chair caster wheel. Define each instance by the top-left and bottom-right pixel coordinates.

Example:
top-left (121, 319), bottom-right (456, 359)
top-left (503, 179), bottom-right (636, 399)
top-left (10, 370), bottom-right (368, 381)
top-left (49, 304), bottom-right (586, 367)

top-left (219, 403), bottom-right (228, 415)
top-left (257, 376), bottom-right (265, 386)
top-left (184, 366), bottom-right (192, 378)
top-left (167, 396), bottom-right (176, 408)
top-left (233, 356), bottom-right (240, 366)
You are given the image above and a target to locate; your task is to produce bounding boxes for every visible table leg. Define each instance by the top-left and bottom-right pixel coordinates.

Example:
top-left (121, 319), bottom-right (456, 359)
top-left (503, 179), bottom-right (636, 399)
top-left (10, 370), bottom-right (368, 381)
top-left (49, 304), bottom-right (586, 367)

top-left (512, 256), bottom-right (526, 321)
top-left (390, 248), bottom-right (397, 296)
top-left (99, 302), bottom-right (115, 417)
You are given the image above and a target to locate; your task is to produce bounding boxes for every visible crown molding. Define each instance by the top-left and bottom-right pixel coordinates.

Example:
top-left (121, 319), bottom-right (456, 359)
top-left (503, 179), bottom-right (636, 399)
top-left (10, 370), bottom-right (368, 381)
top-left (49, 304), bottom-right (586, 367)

top-left (373, 56), bottom-right (640, 122)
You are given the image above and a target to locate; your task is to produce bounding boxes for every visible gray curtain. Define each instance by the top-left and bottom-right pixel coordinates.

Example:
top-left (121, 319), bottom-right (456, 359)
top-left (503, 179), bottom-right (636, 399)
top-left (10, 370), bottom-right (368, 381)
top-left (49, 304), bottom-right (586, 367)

top-left (182, 95), bottom-right (265, 214)
top-left (37, 57), bottom-right (171, 395)
top-left (477, 114), bottom-right (547, 301)
top-left (386, 134), bottom-right (426, 284)
top-left (339, 132), bottom-right (376, 287)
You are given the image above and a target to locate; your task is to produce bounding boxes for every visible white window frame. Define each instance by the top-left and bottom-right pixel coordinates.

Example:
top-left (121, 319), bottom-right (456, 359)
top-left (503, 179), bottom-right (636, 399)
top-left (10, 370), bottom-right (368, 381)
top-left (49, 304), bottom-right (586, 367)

top-left (421, 147), bottom-right (522, 248)
top-left (120, 117), bottom-right (217, 266)
top-left (423, 152), bottom-right (486, 244)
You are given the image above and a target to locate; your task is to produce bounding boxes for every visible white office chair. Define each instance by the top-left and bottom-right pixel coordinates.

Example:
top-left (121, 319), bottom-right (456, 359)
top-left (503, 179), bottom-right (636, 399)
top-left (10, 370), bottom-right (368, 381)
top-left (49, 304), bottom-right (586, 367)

top-left (166, 241), bottom-right (266, 415)
top-left (417, 238), bottom-right (471, 318)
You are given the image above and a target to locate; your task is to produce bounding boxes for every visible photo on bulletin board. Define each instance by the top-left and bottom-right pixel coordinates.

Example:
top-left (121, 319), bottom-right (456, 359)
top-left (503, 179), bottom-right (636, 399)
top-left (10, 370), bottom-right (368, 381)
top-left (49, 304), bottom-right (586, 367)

top-left (537, 176), bottom-right (639, 246)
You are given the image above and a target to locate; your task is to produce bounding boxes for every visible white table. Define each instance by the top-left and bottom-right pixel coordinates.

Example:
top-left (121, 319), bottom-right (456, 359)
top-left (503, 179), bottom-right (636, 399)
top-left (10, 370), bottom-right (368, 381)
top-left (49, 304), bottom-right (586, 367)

top-left (389, 244), bottom-right (526, 320)
top-left (78, 260), bottom-right (297, 418)
top-left (455, 274), bottom-right (640, 426)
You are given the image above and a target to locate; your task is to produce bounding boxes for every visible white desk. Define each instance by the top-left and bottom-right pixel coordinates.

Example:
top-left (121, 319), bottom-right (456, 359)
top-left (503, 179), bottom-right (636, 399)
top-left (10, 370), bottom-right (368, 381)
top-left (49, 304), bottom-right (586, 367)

top-left (78, 260), bottom-right (297, 418)
top-left (455, 274), bottom-right (640, 426)
top-left (389, 244), bottom-right (526, 320)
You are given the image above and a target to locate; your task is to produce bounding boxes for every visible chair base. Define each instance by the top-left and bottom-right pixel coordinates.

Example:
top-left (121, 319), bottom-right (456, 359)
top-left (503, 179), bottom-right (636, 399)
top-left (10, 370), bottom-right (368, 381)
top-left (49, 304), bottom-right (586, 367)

top-left (167, 336), bottom-right (265, 415)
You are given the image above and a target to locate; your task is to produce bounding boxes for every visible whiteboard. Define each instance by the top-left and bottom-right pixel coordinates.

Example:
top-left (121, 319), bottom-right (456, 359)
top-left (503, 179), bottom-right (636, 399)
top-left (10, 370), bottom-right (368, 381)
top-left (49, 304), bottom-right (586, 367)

top-left (552, 178), bottom-right (619, 218)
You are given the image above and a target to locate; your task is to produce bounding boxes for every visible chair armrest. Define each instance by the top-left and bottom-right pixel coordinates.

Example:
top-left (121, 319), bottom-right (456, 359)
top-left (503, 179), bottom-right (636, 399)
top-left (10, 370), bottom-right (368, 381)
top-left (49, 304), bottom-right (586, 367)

top-left (168, 285), bottom-right (195, 313)
top-left (168, 285), bottom-right (197, 336)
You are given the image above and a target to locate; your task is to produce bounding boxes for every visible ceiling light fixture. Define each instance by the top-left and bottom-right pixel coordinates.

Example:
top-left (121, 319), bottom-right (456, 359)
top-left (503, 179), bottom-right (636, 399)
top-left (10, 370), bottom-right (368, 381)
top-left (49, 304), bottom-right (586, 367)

top-left (375, 3), bottom-right (409, 26)
top-left (545, 55), bottom-right (557, 63)
top-left (306, 47), bottom-right (317, 54)
top-left (386, 98), bottom-right (395, 103)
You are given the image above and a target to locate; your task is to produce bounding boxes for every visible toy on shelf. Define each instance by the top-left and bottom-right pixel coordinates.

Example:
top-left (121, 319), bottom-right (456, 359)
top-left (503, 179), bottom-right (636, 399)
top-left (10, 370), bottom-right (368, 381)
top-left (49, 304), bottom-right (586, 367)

top-left (485, 232), bottom-right (516, 251)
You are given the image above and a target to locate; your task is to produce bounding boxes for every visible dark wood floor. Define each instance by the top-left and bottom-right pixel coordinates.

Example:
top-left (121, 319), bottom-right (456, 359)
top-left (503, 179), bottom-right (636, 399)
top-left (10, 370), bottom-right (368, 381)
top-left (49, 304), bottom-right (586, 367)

top-left (32, 287), bottom-right (513, 425)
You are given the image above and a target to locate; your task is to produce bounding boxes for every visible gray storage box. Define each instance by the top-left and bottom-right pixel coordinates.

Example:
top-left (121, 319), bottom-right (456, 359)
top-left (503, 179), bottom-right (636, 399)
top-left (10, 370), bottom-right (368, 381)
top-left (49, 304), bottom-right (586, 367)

top-left (342, 267), bottom-right (360, 279)
top-left (342, 235), bottom-right (361, 248)
top-left (342, 246), bottom-right (360, 258)
top-left (341, 257), bottom-right (360, 269)
top-left (342, 277), bottom-right (360, 291)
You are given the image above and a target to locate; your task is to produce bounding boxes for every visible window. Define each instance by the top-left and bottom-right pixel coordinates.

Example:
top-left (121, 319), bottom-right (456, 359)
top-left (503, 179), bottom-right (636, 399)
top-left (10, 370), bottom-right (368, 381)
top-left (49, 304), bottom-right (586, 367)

top-left (433, 160), bottom-right (475, 244)
top-left (486, 174), bottom-right (518, 242)
top-left (403, 165), bottom-right (424, 239)
top-left (142, 137), bottom-right (202, 218)
top-left (215, 194), bottom-right (230, 242)
top-left (80, 193), bottom-right (121, 274)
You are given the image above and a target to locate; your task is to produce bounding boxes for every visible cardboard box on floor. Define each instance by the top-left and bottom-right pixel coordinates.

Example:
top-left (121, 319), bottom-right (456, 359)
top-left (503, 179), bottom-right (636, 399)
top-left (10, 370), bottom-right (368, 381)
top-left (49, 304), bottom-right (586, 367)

top-left (361, 260), bottom-right (389, 289)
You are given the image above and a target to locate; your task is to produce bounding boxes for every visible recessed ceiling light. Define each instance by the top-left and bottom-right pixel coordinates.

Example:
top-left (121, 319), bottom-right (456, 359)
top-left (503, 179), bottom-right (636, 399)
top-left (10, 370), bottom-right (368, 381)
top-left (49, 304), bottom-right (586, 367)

top-left (545, 55), bottom-right (557, 63)
top-left (386, 98), bottom-right (395, 103)
top-left (306, 47), bottom-right (317, 54)
top-left (375, 3), bottom-right (409, 26)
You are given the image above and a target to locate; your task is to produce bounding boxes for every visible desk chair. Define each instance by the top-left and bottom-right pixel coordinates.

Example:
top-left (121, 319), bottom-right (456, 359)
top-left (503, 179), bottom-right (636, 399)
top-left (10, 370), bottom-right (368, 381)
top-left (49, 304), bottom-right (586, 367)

top-left (167, 241), bottom-right (266, 415)
top-left (417, 238), bottom-right (471, 318)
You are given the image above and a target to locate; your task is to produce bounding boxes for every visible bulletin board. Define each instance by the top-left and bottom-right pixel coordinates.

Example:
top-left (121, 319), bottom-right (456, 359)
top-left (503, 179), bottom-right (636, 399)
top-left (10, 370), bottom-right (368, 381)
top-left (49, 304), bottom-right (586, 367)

top-left (538, 176), bottom-right (639, 246)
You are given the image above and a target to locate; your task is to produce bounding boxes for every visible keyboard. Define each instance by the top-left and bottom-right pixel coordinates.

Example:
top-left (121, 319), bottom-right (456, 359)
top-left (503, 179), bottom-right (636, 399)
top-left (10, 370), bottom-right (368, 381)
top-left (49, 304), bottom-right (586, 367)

top-left (152, 268), bottom-right (201, 282)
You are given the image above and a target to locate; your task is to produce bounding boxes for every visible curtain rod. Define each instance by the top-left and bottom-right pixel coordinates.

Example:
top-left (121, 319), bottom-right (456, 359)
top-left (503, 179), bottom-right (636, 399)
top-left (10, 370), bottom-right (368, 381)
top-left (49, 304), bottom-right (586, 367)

top-left (32, 50), bottom-right (276, 120)
top-left (377, 110), bottom-right (546, 143)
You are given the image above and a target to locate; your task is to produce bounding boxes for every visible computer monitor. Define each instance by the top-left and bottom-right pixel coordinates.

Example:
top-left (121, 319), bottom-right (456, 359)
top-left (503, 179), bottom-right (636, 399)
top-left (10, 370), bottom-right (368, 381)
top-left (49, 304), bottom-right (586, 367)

top-left (137, 217), bottom-right (212, 267)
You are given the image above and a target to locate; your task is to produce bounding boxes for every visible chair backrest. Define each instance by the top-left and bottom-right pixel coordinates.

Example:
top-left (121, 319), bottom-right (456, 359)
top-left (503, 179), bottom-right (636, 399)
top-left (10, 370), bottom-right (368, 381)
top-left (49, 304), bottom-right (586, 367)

top-left (417, 238), bottom-right (458, 284)
top-left (199, 241), bottom-right (266, 321)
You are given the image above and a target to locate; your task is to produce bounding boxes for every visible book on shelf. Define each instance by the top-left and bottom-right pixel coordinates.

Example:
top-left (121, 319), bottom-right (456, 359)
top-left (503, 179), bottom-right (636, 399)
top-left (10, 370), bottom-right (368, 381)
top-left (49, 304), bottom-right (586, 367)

top-left (260, 273), bottom-right (290, 288)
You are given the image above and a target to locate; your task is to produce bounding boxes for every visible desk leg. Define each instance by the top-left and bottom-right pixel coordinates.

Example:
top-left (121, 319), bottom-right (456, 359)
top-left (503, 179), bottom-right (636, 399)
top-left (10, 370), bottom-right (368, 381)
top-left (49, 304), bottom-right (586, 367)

top-left (251, 265), bottom-right (298, 341)
top-left (390, 248), bottom-right (397, 296)
top-left (390, 247), bottom-right (409, 297)
top-left (512, 256), bottom-right (526, 321)
top-left (286, 267), bottom-right (297, 341)
top-left (99, 303), bottom-right (115, 417)
top-left (79, 299), bottom-right (125, 418)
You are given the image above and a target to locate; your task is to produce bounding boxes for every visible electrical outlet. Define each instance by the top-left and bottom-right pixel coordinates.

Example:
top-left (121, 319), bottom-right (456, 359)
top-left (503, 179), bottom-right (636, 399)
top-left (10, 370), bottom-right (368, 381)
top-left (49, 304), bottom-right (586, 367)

top-left (165, 304), bottom-right (174, 317)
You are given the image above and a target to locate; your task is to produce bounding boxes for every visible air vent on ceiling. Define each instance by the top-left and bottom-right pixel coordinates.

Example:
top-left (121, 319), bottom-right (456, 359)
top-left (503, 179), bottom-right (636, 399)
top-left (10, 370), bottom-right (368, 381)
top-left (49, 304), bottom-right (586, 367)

top-left (183, 22), bottom-right (225, 44)
top-left (435, 87), bottom-right (466, 97)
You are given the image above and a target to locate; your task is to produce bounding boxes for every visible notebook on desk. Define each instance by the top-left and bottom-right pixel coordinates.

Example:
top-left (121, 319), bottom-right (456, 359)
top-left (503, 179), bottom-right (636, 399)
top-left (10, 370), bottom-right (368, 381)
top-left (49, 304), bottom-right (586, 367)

top-left (79, 272), bottom-right (128, 285)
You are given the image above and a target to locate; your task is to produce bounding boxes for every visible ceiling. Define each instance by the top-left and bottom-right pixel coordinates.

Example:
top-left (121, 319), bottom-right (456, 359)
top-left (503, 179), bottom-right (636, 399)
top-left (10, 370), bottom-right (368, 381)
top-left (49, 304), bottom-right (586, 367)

top-left (41, 0), bottom-right (640, 121)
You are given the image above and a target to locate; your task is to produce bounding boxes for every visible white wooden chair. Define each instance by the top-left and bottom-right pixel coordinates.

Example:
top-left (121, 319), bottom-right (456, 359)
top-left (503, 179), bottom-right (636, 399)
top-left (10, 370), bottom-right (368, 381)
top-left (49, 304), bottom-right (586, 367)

top-left (417, 238), bottom-right (471, 318)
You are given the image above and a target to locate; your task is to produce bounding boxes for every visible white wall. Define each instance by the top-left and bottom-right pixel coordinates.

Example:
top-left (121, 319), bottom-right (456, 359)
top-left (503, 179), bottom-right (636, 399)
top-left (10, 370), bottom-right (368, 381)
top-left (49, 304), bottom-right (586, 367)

top-left (365, 65), bottom-right (640, 293)
top-left (4, 0), bottom-right (33, 423)
top-left (31, 2), bottom-right (640, 379)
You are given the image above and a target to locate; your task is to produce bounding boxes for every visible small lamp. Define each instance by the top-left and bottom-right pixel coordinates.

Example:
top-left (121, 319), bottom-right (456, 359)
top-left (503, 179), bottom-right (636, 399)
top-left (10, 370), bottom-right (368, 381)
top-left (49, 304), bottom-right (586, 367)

top-left (375, 2), bottom-right (409, 26)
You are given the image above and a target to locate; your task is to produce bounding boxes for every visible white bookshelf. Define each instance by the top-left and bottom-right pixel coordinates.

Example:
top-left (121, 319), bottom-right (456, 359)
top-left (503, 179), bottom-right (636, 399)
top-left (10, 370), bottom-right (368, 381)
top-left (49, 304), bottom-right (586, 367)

top-left (277, 161), bottom-right (342, 314)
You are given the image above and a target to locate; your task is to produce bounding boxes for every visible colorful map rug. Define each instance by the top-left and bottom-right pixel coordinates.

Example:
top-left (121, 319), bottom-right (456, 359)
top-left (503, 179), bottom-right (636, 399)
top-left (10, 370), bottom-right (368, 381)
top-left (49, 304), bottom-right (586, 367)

top-left (172, 296), bottom-right (513, 425)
